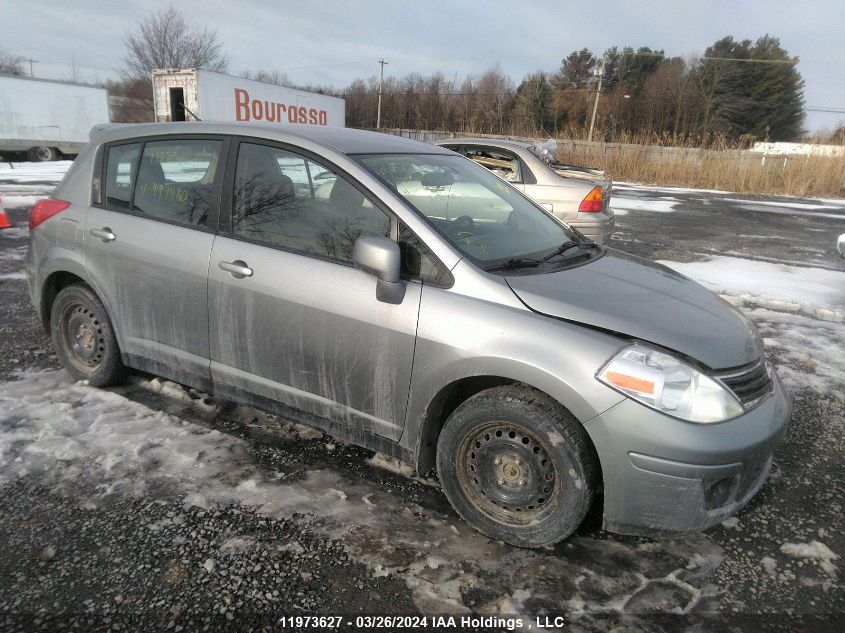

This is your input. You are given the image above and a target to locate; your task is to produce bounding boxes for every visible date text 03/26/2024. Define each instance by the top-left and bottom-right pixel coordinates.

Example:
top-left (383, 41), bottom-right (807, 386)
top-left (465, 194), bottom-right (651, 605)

top-left (277, 615), bottom-right (571, 630)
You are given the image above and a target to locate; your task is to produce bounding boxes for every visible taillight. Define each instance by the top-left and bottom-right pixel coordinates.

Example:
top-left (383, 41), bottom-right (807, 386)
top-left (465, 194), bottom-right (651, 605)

top-left (29, 199), bottom-right (71, 231)
top-left (578, 186), bottom-right (603, 213)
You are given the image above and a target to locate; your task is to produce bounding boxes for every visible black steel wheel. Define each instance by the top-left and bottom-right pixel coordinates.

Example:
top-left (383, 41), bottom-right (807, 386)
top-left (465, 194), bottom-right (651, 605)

top-left (29, 146), bottom-right (57, 162)
top-left (50, 284), bottom-right (126, 386)
top-left (460, 421), bottom-right (559, 525)
top-left (437, 385), bottom-right (597, 547)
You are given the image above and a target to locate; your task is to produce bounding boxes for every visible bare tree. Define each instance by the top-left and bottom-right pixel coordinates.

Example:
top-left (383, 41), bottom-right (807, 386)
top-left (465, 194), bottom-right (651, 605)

top-left (0, 48), bottom-right (25, 76)
top-left (106, 77), bottom-right (160, 122)
top-left (63, 55), bottom-right (83, 83)
top-left (122, 5), bottom-right (228, 78)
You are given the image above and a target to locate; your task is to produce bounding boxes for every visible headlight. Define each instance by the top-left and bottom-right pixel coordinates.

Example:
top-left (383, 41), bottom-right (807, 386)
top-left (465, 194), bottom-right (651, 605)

top-left (597, 344), bottom-right (743, 423)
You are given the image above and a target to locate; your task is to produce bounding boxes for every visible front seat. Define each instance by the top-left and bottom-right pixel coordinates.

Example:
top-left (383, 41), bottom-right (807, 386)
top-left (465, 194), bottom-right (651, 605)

top-left (235, 148), bottom-right (295, 224)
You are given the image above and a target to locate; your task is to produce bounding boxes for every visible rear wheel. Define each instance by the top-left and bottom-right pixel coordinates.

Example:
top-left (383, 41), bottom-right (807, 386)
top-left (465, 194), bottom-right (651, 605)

top-left (436, 385), bottom-right (596, 547)
top-left (28, 146), bottom-right (57, 162)
top-left (50, 284), bottom-right (126, 386)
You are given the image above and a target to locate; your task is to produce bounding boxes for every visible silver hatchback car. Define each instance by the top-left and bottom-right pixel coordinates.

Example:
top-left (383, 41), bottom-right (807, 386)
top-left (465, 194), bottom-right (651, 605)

top-left (26, 123), bottom-right (790, 547)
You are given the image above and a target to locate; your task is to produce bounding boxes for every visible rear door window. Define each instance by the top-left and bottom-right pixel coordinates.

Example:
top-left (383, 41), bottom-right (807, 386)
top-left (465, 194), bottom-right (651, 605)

top-left (464, 146), bottom-right (523, 183)
top-left (104, 143), bottom-right (141, 210)
top-left (132, 139), bottom-right (223, 227)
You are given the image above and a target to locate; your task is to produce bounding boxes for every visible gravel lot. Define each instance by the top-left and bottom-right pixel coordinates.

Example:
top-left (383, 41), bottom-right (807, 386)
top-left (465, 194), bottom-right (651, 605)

top-left (1, 164), bottom-right (843, 632)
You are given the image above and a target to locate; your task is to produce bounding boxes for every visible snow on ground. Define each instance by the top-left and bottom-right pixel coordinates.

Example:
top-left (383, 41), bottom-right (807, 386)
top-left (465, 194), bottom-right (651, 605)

top-left (0, 226), bottom-right (29, 239)
top-left (0, 160), bottom-right (73, 185)
top-left (1, 195), bottom-right (42, 209)
top-left (659, 256), bottom-right (845, 391)
top-left (613, 182), bottom-right (733, 195)
top-left (611, 196), bottom-right (680, 215)
top-left (780, 541), bottom-right (839, 578)
top-left (0, 370), bottom-right (726, 617)
top-left (722, 198), bottom-right (845, 211)
top-left (658, 256), bottom-right (845, 312)
top-left (0, 245), bottom-right (26, 263)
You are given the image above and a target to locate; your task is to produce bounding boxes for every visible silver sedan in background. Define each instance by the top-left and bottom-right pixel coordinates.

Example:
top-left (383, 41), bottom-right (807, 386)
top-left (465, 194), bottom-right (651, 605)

top-left (433, 138), bottom-right (614, 244)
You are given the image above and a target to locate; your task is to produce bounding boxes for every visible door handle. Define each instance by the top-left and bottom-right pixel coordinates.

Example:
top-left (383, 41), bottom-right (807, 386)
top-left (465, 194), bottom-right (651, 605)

top-left (219, 260), bottom-right (253, 278)
top-left (90, 227), bottom-right (116, 242)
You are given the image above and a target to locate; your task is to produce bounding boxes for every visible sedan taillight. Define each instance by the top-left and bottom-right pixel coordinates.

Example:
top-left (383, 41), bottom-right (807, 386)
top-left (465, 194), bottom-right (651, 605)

top-left (29, 199), bottom-right (71, 231)
top-left (578, 186), bottom-right (603, 213)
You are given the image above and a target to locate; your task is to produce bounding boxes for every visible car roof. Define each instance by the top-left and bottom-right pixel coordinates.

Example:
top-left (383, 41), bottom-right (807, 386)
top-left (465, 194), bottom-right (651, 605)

top-left (90, 122), bottom-right (454, 156)
top-left (435, 137), bottom-right (533, 151)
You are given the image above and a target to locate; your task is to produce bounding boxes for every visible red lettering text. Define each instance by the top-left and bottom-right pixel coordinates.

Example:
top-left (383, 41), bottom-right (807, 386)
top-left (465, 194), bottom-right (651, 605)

top-left (235, 88), bottom-right (250, 121)
top-left (233, 88), bottom-right (331, 126)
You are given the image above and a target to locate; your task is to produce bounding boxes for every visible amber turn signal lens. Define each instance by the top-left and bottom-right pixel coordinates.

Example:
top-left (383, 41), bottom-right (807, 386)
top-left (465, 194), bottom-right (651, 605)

top-left (604, 371), bottom-right (655, 395)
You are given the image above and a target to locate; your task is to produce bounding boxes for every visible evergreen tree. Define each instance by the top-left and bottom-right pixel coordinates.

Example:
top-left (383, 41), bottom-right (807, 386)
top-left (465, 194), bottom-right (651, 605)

top-left (604, 46), bottom-right (665, 93)
top-left (558, 48), bottom-right (596, 87)
top-left (698, 35), bottom-right (804, 140)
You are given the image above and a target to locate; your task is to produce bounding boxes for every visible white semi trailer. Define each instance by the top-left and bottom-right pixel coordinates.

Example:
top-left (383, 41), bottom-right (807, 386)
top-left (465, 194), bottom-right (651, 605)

top-left (152, 69), bottom-right (345, 127)
top-left (0, 75), bottom-right (110, 161)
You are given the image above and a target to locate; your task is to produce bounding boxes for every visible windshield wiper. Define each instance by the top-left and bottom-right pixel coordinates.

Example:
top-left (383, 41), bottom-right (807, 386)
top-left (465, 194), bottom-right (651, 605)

top-left (541, 239), bottom-right (596, 262)
top-left (484, 257), bottom-right (543, 272)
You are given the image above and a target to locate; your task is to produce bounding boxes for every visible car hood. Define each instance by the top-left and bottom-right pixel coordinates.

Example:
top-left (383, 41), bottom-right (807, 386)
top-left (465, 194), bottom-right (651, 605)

top-left (505, 249), bottom-right (762, 370)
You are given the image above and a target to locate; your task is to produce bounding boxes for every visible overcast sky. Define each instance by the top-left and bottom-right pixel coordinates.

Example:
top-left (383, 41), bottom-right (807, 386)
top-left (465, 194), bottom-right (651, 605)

top-left (3, 0), bottom-right (844, 132)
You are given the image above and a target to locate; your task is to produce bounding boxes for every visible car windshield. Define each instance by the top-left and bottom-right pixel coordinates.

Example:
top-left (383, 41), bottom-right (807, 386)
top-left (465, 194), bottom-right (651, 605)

top-left (354, 153), bottom-right (582, 269)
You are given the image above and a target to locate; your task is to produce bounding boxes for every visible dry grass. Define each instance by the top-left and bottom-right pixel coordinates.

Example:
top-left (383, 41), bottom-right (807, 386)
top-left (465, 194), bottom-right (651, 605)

top-left (556, 143), bottom-right (845, 198)
top-left (391, 127), bottom-right (845, 197)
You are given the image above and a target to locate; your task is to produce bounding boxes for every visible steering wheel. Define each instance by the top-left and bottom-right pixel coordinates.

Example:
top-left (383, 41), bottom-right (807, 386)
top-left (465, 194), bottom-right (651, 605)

top-left (452, 215), bottom-right (475, 233)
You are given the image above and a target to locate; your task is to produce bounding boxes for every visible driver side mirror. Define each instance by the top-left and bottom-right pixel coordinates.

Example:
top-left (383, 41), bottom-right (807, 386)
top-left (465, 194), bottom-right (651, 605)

top-left (352, 236), bottom-right (406, 304)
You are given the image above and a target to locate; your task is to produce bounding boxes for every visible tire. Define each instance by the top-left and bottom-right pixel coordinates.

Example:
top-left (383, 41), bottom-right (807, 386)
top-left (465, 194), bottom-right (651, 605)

top-left (28, 146), bottom-right (57, 162)
top-left (50, 284), bottom-right (126, 387)
top-left (436, 385), bottom-right (597, 548)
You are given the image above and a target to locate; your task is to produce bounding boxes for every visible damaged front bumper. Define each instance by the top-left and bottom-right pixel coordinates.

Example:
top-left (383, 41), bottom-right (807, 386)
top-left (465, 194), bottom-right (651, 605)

top-left (584, 369), bottom-right (792, 535)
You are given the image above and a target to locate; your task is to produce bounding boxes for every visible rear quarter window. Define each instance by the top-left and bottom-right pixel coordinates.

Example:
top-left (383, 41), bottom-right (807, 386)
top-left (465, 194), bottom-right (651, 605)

top-left (103, 143), bottom-right (141, 209)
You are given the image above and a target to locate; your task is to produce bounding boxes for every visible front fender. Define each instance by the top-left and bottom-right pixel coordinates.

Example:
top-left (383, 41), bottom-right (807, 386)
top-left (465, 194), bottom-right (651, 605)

top-left (400, 285), bottom-right (627, 457)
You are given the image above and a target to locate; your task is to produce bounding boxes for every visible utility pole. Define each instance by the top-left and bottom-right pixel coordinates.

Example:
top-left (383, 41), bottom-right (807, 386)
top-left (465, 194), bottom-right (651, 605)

top-left (26, 58), bottom-right (37, 78)
top-left (376, 59), bottom-right (388, 129)
top-left (587, 58), bottom-right (604, 143)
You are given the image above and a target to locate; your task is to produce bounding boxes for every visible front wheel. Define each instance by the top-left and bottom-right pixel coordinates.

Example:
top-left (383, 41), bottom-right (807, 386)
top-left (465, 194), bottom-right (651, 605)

top-left (436, 386), bottom-right (597, 548)
top-left (50, 284), bottom-right (126, 386)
